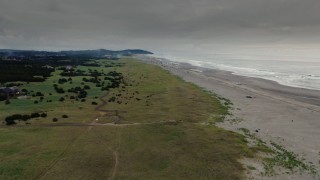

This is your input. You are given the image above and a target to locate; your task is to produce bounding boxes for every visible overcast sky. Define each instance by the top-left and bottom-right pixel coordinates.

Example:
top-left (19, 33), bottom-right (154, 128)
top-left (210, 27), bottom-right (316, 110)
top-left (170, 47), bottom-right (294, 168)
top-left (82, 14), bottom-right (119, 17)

top-left (1, 0), bottom-right (320, 56)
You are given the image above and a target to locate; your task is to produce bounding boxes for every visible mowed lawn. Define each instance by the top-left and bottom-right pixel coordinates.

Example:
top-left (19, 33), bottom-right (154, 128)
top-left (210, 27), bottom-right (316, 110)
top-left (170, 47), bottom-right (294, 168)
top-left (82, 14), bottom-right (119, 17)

top-left (0, 59), bottom-right (254, 179)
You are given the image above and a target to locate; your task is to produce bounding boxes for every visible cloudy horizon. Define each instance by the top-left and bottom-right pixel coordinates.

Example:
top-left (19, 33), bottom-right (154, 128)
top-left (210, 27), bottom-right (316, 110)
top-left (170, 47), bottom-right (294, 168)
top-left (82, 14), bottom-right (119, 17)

top-left (1, 0), bottom-right (320, 57)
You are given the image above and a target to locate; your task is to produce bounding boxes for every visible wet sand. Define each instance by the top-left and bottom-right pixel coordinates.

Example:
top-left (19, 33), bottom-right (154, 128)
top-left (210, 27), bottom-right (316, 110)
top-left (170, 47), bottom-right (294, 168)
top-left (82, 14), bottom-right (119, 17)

top-left (136, 55), bottom-right (320, 179)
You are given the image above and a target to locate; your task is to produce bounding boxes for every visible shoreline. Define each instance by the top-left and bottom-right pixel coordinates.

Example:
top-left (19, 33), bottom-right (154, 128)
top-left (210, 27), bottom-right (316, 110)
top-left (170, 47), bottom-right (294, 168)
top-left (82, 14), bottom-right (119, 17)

top-left (137, 55), bottom-right (320, 108)
top-left (136, 55), bottom-right (320, 179)
top-left (148, 54), bottom-right (320, 92)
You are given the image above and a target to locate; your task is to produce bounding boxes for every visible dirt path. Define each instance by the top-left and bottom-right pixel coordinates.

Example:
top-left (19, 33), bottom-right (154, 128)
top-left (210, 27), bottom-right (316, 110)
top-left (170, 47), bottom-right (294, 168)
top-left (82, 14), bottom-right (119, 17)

top-left (33, 92), bottom-right (114, 180)
top-left (109, 151), bottom-right (119, 180)
top-left (0, 121), bottom-right (169, 128)
top-left (94, 92), bottom-right (121, 180)
top-left (94, 91), bottom-right (126, 124)
top-left (33, 126), bottom-right (90, 180)
top-left (29, 91), bottom-right (176, 179)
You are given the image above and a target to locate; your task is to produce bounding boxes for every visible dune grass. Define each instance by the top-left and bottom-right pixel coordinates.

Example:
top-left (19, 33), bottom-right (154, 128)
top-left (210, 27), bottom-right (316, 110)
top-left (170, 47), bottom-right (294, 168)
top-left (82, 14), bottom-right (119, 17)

top-left (0, 58), bottom-right (254, 179)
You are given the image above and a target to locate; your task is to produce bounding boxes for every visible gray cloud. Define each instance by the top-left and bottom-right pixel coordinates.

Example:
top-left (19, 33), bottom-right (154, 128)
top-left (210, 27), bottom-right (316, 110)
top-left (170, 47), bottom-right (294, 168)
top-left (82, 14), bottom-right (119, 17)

top-left (0, 0), bottom-right (319, 53)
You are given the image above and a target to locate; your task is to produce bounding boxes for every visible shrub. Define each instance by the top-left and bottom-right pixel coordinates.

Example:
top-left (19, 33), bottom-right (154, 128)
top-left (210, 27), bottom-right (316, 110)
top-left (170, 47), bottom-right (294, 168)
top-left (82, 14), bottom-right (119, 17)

top-left (6, 114), bottom-right (22, 121)
top-left (53, 84), bottom-right (65, 94)
top-left (0, 95), bottom-right (7, 101)
top-left (59, 97), bottom-right (65, 102)
top-left (101, 86), bottom-right (109, 91)
top-left (34, 101), bottom-right (39, 104)
top-left (6, 83), bottom-right (23, 87)
top-left (4, 114), bottom-right (22, 125)
top-left (31, 113), bottom-right (40, 118)
top-left (58, 78), bottom-right (68, 84)
top-left (92, 102), bottom-right (98, 105)
top-left (36, 92), bottom-right (44, 96)
top-left (5, 100), bottom-right (10, 105)
top-left (5, 119), bottom-right (16, 125)
top-left (21, 89), bottom-right (28, 93)
top-left (108, 97), bottom-right (116, 102)
top-left (40, 113), bottom-right (47, 118)
top-left (62, 115), bottom-right (68, 118)
top-left (78, 91), bottom-right (87, 99)
top-left (21, 115), bottom-right (31, 121)
top-left (52, 118), bottom-right (58, 122)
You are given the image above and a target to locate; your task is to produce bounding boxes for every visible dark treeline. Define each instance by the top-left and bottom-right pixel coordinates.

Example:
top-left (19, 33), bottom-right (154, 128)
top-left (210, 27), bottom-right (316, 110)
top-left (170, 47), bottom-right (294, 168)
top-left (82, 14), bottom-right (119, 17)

top-left (0, 60), bottom-right (54, 83)
top-left (0, 49), bottom-right (153, 60)
top-left (0, 48), bottom-right (149, 83)
top-left (0, 58), bottom-right (99, 83)
top-left (5, 112), bottom-right (47, 125)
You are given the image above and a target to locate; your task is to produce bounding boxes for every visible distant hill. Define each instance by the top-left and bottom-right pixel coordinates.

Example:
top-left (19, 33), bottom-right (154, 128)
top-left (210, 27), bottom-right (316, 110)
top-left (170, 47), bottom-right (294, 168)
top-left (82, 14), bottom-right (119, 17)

top-left (60, 49), bottom-right (153, 56)
top-left (0, 49), bottom-right (153, 58)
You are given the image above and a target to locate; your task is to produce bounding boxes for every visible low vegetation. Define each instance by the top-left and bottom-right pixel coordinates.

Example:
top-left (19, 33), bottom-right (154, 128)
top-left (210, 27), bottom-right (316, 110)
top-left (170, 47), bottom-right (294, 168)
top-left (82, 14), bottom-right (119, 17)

top-left (0, 58), bottom-right (257, 179)
top-left (239, 128), bottom-right (318, 177)
top-left (263, 142), bottom-right (317, 176)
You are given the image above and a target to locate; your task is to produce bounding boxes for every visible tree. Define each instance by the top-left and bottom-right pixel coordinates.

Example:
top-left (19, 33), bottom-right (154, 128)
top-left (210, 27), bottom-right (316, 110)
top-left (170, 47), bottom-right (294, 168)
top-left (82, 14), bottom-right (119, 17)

top-left (5, 119), bottom-right (16, 125)
top-left (36, 92), bottom-right (44, 96)
top-left (92, 101), bottom-right (98, 105)
top-left (31, 113), bottom-right (40, 118)
top-left (21, 115), bottom-right (31, 121)
top-left (40, 113), bottom-right (47, 118)
top-left (5, 100), bottom-right (10, 105)
top-left (84, 85), bottom-right (90, 90)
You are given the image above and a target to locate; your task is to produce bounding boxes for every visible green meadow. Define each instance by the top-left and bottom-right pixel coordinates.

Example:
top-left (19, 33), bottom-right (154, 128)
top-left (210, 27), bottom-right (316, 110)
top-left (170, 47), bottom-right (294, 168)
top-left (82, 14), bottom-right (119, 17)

top-left (0, 59), bottom-right (255, 179)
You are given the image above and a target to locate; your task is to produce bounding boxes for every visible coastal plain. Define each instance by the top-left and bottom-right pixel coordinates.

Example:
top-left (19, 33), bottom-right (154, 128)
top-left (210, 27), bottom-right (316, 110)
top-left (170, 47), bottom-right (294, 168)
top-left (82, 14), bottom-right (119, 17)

top-left (0, 59), bottom-right (255, 179)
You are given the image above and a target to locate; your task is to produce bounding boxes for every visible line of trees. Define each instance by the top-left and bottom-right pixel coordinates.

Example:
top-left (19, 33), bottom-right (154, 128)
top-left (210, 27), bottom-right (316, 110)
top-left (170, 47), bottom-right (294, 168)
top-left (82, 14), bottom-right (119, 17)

top-left (5, 112), bottom-right (47, 125)
top-left (0, 60), bottom-right (54, 83)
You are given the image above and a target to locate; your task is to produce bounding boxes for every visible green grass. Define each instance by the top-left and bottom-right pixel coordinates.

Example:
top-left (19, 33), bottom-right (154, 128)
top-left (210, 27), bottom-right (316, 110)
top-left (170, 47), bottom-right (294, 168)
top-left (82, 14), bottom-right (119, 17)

top-left (0, 127), bottom-right (85, 179)
top-left (0, 58), bottom-right (255, 179)
top-left (0, 62), bottom-right (113, 124)
top-left (102, 59), bottom-right (229, 124)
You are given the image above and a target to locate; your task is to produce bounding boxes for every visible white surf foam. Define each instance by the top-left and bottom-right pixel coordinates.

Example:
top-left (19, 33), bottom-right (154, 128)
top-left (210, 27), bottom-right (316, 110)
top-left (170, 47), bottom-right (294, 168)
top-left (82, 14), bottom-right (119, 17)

top-left (148, 54), bottom-right (320, 91)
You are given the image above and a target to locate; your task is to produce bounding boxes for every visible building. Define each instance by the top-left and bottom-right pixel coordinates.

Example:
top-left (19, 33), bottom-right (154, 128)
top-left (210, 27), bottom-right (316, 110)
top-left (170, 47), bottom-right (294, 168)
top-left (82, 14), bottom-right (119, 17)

top-left (42, 65), bottom-right (54, 69)
top-left (0, 86), bottom-right (20, 100)
top-left (104, 54), bottom-right (120, 60)
top-left (65, 65), bottom-right (73, 70)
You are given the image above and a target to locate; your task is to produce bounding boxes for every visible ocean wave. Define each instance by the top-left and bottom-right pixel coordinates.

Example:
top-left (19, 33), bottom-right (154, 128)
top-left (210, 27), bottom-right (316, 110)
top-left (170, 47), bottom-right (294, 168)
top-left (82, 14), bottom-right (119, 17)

top-left (148, 54), bottom-right (320, 91)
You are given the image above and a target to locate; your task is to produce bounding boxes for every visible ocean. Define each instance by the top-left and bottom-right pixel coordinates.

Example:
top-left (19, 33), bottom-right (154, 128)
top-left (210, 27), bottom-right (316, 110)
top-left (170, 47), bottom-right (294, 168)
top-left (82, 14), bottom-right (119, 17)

top-left (150, 53), bottom-right (320, 91)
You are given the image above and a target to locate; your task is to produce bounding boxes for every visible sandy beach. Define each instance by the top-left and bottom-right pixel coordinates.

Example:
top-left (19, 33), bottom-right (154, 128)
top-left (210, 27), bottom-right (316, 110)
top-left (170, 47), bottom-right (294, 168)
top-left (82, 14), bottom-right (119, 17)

top-left (136, 55), bottom-right (320, 179)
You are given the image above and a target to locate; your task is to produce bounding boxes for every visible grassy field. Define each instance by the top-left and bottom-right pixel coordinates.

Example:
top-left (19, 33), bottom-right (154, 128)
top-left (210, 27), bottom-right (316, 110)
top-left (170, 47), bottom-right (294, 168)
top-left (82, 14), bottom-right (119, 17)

top-left (0, 58), bottom-right (255, 179)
